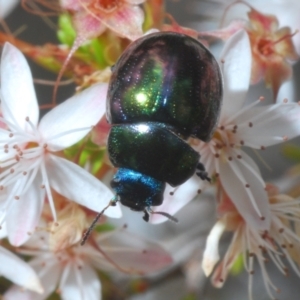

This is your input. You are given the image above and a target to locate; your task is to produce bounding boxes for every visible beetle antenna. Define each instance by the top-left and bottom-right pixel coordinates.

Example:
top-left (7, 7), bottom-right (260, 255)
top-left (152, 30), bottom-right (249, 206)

top-left (81, 200), bottom-right (116, 246)
top-left (146, 208), bottom-right (179, 223)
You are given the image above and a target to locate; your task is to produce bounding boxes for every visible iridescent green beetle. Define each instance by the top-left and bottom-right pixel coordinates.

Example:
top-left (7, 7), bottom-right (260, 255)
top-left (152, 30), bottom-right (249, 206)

top-left (107, 32), bottom-right (223, 221)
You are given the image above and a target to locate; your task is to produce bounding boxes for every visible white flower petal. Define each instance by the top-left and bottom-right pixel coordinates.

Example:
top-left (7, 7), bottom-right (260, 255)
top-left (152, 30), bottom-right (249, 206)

top-left (97, 230), bottom-right (173, 274)
top-left (276, 79), bottom-right (295, 104)
top-left (219, 30), bottom-right (251, 120)
top-left (151, 176), bottom-right (203, 224)
top-left (0, 146), bottom-right (15, 161)
top-left (6, 175), bottom-right (44, 246)
top-left (210, 230), bottom-right (241, 288)
top-left (60, 263), bottom-right (101, 300)
top-left (5, 255), bottom-right (61, 300)
top-left (0, 245), bottom-right (43, 293)
top-left (219, 150), bottom-right (270, 230)
top-left (0, 222), bottom-right (7, 239)
top-left (102, 5), bottom-right (144, 40)
top-left (4, 287), bottom-right (34, 300)
top-left (0, 0), bottom-right (19, 18)
top-left (31, 256), bottom-right (61, 299)
top-left (235, 103), bottom-right (300, 148)
top-left (73, 11), bottom-right (107, 40)
top-left (0, 43), bottom-right (39, 130)
top-left (39, 83), bottom-right (108, 151)
top-left (47, 154), bottom-right (122, 218)
top-left (202, 220), bottom-right (226, 276)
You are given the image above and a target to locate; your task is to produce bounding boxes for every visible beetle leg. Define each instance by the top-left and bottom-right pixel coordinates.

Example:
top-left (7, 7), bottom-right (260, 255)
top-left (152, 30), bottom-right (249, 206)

top-left (143, 210), bottom-right (150, 222)
top-left (196, 162), bottom-right (211, 182)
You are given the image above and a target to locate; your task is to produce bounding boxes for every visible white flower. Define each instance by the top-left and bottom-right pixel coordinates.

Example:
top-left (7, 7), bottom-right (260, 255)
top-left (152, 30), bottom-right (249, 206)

top-left (197, 30), bottom-right (300, 230)
top-left (0, 0), bottom-right (19, 18)
top-left (152, 30), bottom-right (300, 228)
top-left (4, 217), bottom-right (172, 300)
top-left (191, 0), bottom-right (300, 54)
top-left (0, 43), bottom-right (121, 246)
top-left (189, 0), bottom-right (300, 102)
top-left (202, 184), bottom-right (300, 300)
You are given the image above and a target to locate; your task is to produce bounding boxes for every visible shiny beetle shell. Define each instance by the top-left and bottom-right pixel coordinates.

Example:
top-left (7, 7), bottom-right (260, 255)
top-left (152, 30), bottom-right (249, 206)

top-left (107, 31), bottom-right (222, 141)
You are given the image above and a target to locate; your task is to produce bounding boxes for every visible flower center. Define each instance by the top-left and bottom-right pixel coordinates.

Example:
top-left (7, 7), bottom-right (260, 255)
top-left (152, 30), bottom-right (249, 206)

top-left (255, 31), bottom-right (297, 58)
top-left (26, 141), bottom-right (40, 150)
top-left (212, 126), bottom-right (239, 158)
top-left (94, 0), bottom-right (120, 13)
top-left (0, 116), bottom-right (46, 194)
top-left (257, 38), bottom-right (274, 56)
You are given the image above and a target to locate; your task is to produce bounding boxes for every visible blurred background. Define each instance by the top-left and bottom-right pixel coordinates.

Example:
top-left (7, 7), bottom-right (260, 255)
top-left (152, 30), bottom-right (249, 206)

top-left (2, 1), bottom-right (300, 299)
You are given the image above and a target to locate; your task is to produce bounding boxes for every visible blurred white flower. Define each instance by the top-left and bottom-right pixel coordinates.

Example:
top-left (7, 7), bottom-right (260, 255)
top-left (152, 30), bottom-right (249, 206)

top-left (4, 213), bottom-right (173, 300)
top-left (192, 0), bottom-right (300, 53)
top-left (0, 43), bottom-right (121, 247)
top-left (202, 184), bottom-right (300, 300)
top-left (0, 0), bottom-right (19, 18)
top-left (190, 0), bottom-right (300, 101)
top-left (0, 244), bottom-right (43, 293)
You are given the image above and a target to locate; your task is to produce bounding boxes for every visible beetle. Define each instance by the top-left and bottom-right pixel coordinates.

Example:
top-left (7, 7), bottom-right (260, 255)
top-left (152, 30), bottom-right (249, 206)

top-left (81, 31), bottom-right (222, 244)
top-left (107, 31), bottom-right (223, 221)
